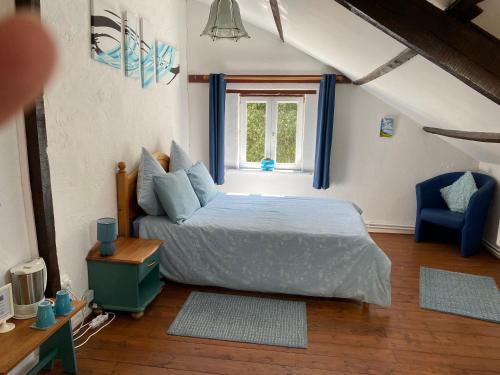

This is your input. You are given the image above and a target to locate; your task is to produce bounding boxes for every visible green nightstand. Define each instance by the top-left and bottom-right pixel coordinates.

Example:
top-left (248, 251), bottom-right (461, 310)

top-left (86, 237), bottom-right (164, 319)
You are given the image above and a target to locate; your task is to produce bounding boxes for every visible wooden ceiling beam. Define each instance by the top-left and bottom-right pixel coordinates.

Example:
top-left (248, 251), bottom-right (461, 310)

top-left (188, 74), bottom-right (352, 84)
top-left (447, 0), bottom-right (484, 23)
top-left (354, 48), bottom-right (417, 85)
top-left (269, 0), bottom-right (284, 42)
top-left (334, 0), bottom-right (500, 105)
top-left (423, 126), bottom-right (500, 143)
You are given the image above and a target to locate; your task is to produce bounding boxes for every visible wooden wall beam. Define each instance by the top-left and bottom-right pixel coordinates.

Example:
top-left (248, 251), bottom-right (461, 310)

top-left (226, 89), bottom-right (316, 96)
top-left (269, 0), bottom-right (284, 42)
top-left (353, 48), bottom-right (417, 85)
top-left (188, 74), bottom-right (352, 84)
top-left (15, 0), bottom-right (61, 297)
top-left (334, 0), bottom-right (500, 105)
top-left (423, 126), bottom-right (500, 143)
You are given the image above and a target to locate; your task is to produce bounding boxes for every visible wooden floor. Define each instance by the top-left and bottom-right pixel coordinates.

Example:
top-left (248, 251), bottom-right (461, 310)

top-left (49, 234), bottom-right (500, 375)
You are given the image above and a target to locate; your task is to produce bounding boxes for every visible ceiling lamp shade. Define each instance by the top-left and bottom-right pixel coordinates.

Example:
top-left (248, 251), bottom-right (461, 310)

top-left (201, 0), bottom-right (250, 41)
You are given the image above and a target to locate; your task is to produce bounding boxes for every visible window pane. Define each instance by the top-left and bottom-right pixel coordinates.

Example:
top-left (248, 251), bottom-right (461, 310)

top-left (276, 102), bottom-right (297, 164)
top-left (246, 103), bottom-right (266, 162)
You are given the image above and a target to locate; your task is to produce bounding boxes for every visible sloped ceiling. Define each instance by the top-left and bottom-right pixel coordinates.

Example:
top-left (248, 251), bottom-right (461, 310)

top-left (195, 0), bottom-right (500, 163)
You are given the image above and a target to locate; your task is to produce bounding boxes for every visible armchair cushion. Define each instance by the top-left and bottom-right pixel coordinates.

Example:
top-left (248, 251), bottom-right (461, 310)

top-left (420, 208), bottom-right (465, 230)
top-left (440, 171), bottom-right (478, 213)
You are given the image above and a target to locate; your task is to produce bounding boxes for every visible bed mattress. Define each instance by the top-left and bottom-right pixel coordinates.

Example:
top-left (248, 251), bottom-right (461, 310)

top-left (139, 193), bottom-right (391, 307)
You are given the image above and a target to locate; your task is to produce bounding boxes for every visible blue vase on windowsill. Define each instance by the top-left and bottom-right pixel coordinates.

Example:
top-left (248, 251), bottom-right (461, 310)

top-left (97, 218), bottom-right (117, 256)
top-left (261, 158), bottom-right (275, 171)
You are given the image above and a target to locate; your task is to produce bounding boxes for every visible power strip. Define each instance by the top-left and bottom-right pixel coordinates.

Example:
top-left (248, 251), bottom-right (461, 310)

top-left (89, 313), bottom-right (109, 329)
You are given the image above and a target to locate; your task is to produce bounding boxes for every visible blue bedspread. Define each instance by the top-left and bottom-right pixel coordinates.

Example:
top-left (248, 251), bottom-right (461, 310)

top-left (139, 193), bottom-right (391, 306)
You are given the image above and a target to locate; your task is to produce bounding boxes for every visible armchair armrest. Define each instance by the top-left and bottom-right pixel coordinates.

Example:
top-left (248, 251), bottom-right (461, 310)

top-left (464, 180), bottom-right (495, 227)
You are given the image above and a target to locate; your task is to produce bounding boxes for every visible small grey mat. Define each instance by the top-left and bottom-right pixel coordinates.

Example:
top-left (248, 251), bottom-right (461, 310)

top-left (420, 267), bottom-right (500, 323)
top-left (168, 291), bottom-right (308, 348)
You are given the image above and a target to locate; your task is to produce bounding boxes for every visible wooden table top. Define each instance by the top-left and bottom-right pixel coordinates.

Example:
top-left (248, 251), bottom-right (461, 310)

top-left (0, 300), bottom-right (85, 375)
top-left (86, 237), bottom-right (163, 264)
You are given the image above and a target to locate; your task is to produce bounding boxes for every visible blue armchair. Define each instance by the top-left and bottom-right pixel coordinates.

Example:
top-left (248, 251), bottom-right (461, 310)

top-left (415, 172), bottom-right (495, 257)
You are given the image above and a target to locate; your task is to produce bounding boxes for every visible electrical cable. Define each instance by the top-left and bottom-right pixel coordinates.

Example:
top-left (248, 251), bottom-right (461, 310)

top-left (73, 325), bottom-right (92, 342)
top-left (74, 312), bottom-right (116, 349)
top-left (66, 288), bottom-right (88, 336)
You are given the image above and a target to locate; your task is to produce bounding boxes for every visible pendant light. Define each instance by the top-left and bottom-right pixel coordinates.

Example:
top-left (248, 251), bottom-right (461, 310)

top-left (201, 0), bottom-right (250, 41)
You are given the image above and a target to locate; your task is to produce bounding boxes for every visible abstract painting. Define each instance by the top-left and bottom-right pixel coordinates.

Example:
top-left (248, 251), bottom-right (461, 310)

top-left (156, 41), bottom-right (180, 85)
top-left (90, 0), bottom-right (121, 69)
top-left (380, 116), bottom-right (394, 138)
top-left (140, 18), bottom-right (155, 88)
top-left (124, 12), bottom-right (140, 80)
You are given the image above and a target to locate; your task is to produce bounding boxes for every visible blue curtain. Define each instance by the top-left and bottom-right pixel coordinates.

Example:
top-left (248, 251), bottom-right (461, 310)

top-left (209, 73), bottom-right (226, 185)
top-left (313, 74), bottom-right (336, 189)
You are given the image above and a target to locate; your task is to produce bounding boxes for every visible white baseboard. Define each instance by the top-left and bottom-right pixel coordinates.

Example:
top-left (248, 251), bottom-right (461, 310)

top-left (483, 239), bottom-right (500, 259)
top-left (366, 223), bottom-right (415, 234)
top-left (366, 222), bottom-right (500, 259)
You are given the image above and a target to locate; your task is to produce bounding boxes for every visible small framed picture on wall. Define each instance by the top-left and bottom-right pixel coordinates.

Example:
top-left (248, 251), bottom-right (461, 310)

top-left (380, 116), bottom-right (394, 138)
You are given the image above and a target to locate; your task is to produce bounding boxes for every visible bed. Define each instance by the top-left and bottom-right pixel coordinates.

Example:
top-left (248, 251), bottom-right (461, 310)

top-left (116, 153), bottom-right (391, 308)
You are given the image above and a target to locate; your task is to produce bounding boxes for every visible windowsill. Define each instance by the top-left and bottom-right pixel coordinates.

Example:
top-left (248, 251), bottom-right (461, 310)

top-left (226, 167), bottom-right (313, 176)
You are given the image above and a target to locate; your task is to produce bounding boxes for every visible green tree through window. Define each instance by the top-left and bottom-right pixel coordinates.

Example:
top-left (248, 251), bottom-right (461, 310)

top-left (276, 103), bottom-right (298, 163)
top-left (246, 103), bottom-right (266, 162)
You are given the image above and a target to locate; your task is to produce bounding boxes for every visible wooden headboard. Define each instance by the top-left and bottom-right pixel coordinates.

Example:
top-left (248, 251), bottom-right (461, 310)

top-left (116, 152), bottom-right (170, 237)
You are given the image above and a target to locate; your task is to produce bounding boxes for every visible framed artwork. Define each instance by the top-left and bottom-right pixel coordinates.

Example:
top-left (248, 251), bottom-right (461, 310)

top-left (380, 116), bottom-right (394, 138)
top-left (140, 18), bottom-right (155, 88)
top-left (0, 284), bottom-right (15, 333)
top-left (90, 0), bottom-right (122, 69)
top-left (156, 41), bottom-right (180, 85)
top-left (124, 12), bottom-right (140, 80)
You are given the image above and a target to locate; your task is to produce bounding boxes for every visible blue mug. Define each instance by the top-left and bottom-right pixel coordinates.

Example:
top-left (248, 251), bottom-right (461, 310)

top-left (36, 300), bottom-right (56, 329)
top-left (55, 289), bottom-right (72, 316)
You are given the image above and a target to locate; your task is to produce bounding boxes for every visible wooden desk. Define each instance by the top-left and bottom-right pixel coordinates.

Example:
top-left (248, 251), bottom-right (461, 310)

top-left (0, 300), bottom-right (85, 375)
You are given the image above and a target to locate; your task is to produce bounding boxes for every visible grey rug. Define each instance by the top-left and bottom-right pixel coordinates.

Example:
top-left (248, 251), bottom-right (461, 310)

top-left (168, 291), bottom-right (308, 348)
top-left (420, 266), bottom-right (500, 323)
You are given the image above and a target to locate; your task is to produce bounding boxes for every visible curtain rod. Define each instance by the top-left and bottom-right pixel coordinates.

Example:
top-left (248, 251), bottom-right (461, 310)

top-left (188, 74), bottom-right (352, 84)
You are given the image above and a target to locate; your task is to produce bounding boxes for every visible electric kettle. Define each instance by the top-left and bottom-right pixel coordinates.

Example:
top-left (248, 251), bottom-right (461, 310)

top-left (10, 258), bottom-right (47, 319)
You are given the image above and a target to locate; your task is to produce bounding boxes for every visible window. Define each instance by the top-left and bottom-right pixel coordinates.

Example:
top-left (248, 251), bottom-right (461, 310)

top-left (239, 96), bottom-right (304, 170)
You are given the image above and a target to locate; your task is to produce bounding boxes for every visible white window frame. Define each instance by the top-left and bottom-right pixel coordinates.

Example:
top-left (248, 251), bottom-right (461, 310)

top-left (239, 96), bottom-right (304, 171)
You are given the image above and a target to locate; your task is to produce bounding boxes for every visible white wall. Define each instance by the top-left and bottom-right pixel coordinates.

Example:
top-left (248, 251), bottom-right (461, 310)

top-left (187, 0), bottom-right (479, 229)
top-left (40, 0), bottom-right (189, 298)
top-left (474, 0), bottom-right (500, 39)
top-left (188, 0), bottom-right (335, 166)
top-left (0, 0), bottom-right (38, 285)
top-left (193, 0), bottom-right (500, 165)
top-left (187, 0), bottom-right (335, 76)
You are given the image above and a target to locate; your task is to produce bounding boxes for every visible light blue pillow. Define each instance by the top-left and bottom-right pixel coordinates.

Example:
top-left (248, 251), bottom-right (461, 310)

top-left (137, 147), bottom-right (166, 215)
top-left (187, 161), bottom-right (218, 206)
top-left (153, 170), bottom-right (201, 224)
top-left (169, 140), bottom-right (193, 172)
top-left (440, 171), bottom-right (478, 213)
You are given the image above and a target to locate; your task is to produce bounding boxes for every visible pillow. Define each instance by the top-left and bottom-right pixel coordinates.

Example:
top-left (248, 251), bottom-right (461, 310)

top-left (153, 170), bottom-right (201, 224)
top-left (137, 147), bottom-right (167, 215)
top-left (169, 140), bottom-right (193, 172)
top-left (186, 161), bottom-right (218, 206)
top-left (440, 171), bottom-right (478, 213)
